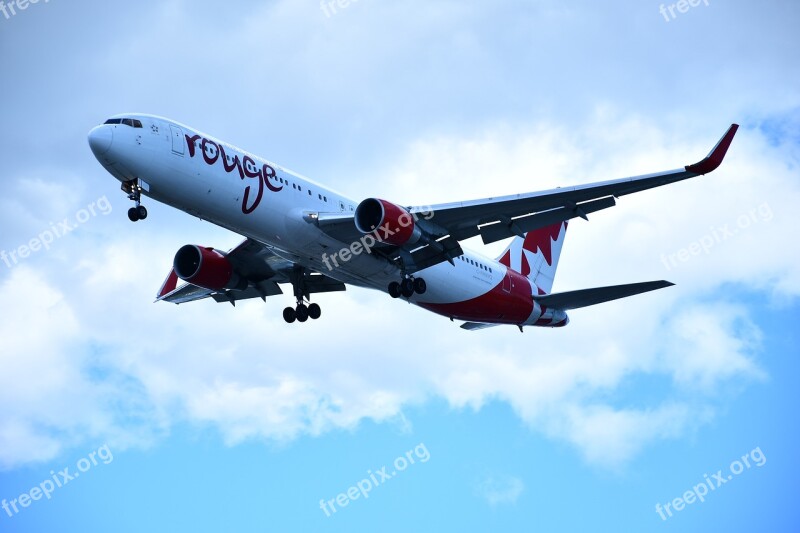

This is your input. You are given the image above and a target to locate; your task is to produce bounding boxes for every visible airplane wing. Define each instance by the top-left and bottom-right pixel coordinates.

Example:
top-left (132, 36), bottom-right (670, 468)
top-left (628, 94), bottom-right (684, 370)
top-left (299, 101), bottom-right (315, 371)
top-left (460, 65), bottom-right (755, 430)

top-left (414, 124), bottom-right (739, 244)
top-left (157, 238), bottom-right (345, 305)
top-left (314, 124), bottom-right (738, 271)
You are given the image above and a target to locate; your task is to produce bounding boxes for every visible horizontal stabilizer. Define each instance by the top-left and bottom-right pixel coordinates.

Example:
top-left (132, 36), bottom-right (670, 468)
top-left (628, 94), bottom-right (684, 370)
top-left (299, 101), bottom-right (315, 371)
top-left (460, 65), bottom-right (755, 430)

top-left (533, 280), bottom-right (674, 310)
top-left (460, 321), bottom-right (501, 331)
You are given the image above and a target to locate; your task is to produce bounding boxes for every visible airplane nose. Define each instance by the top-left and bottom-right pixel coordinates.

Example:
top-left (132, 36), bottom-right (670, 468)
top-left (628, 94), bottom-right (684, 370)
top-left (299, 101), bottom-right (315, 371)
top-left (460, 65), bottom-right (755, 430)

top-left (88, 126), bottom-right (113, 156)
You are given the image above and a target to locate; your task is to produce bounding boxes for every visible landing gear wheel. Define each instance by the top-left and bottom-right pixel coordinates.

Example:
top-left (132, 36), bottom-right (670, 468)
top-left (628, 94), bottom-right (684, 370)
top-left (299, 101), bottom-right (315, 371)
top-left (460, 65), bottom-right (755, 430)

top-left (295, 303), bottom-right (309, 322)
top-left (388, 281), bottom-right (401, 298)
top-left (413, 277), bottom-right (427, 294)
top-left (400, 278), bottom-right (415, 298)
top-left (283, 307), bottom-right (296, 323)
top-left (123, 180), bottom-right (147, 223)
top-left (308, 303), bottom-right (321, 320)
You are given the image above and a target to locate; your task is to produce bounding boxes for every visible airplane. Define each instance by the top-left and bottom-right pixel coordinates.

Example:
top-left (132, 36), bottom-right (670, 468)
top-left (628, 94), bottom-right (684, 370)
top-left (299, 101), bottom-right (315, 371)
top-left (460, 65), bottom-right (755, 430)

top-left (87, 115), bottom-right (738, 330)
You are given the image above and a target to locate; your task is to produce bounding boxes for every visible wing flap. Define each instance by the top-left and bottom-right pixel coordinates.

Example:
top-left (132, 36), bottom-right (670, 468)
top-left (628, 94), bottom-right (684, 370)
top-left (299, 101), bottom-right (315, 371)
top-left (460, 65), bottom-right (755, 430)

top-left (399, 235), bottom-right (463, 271)
top-left (478, 196), bottom-right (616, 245)
top-left (304, 272), bottom-right (347, 294)
top-left (210, 280), bottom-right (283, 305)
top-left (157, 282), bottom-right (215, 304)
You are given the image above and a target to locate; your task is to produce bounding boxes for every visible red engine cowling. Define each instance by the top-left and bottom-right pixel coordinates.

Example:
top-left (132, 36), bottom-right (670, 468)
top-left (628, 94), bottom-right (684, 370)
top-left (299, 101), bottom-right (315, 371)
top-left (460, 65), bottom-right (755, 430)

top-left (354, 198), bottom-right (422, 246)
top-left (173, 245), bottom-right (247, 291)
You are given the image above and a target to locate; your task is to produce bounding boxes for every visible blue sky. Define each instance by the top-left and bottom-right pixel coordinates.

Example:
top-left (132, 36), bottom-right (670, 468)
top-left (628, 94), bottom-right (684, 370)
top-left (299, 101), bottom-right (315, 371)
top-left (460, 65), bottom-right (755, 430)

top-left (1, 1), bottom-right (798, 531)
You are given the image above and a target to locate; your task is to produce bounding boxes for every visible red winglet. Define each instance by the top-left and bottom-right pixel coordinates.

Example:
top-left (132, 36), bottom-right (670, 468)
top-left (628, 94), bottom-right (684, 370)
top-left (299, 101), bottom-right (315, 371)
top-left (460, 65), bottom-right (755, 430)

top-left (157, 268), bottom-right (179, 299)
top-left (684, 123), bottom-right (739, 175)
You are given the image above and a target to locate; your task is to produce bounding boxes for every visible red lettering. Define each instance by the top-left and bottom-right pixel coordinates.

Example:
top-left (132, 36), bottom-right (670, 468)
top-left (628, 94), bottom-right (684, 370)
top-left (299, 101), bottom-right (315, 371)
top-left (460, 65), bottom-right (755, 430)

top-left (242, 156), bottom-right (261, 178)
top-left (263, 164), bottom-right (283, 192)
top-left (202, 138), bottom-right (219, 165)
top-left (185, 134), bottom-right (280, 214)
top-left (185, 134), bottom-right (201, 157)
top-left (219, 145), bottom-right (244, 178)
top-left (242, 176), bottom-right (264, 214)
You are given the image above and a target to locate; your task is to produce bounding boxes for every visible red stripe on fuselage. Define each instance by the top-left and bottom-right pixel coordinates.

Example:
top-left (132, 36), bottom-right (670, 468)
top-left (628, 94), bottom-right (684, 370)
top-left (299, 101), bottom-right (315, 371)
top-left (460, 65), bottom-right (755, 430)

top-left (419, 269), bottom-right (533, 324)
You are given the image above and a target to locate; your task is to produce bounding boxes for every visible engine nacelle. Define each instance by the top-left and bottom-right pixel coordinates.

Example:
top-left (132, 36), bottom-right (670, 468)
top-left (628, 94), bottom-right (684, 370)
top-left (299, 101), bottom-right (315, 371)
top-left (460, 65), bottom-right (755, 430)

top-left (173, 245), bottom-right (247, 291)
top-left (354, 198), bottom-right (422, 247)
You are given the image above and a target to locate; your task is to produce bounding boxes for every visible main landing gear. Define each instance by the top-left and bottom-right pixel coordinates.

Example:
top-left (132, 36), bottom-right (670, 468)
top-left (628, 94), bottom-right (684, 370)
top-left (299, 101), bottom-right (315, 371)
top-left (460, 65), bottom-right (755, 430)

top-left (123, 180), bottom-right (148, 222)
top-left (283, 266), bottom-right (322, 324)
top-left (388, 276), bottom-right (426, 299)
top-left (283, 301), bottom-right (321, 324)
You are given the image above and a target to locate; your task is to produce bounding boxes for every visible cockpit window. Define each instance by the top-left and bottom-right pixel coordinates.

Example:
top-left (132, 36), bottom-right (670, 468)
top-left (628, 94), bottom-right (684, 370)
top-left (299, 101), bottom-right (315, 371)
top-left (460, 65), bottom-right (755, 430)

top-left (104, 118), bottom-right (143, 128)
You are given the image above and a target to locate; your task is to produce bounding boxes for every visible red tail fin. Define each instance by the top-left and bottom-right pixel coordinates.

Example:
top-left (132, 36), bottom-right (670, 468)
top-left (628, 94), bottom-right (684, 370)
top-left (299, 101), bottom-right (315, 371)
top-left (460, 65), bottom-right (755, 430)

top-left (497, 222), bottom-right (568, 294)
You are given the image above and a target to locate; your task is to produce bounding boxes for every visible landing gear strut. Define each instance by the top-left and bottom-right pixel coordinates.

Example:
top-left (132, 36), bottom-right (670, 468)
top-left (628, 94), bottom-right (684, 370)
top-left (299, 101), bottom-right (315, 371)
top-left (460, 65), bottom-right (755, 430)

top-left (282, 266), bottom-right (322, 324)
top-left (388, 276), bottom-right (427, 299)
top-left (123, 179), bottom-right (148, 222)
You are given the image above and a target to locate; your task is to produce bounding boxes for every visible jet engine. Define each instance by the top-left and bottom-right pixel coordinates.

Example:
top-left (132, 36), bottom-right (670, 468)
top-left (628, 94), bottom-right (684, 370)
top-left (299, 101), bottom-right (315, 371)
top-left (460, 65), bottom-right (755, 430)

top-left (173, 245), bottom-right (247, 291)
top-left (354, 198), bottom-right (422, 246)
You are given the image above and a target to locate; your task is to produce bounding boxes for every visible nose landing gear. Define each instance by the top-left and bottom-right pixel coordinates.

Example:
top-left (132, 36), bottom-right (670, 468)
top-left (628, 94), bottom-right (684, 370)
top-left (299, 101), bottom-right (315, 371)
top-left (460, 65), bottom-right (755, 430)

top-left (123, 179), bottom-right (148, 222)
top-left (128, 205), bottom-right (148, 222)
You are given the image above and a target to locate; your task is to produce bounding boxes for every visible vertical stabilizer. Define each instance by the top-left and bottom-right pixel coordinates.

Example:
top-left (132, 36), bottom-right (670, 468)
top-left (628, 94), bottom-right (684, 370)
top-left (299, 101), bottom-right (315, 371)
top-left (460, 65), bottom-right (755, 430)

top-left (496, 221), bottom-right (567, 294)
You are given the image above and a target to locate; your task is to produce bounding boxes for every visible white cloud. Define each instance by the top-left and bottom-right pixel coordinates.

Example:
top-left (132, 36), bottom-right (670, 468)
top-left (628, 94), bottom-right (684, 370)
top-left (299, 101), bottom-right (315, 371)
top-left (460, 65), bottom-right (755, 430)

top-left (474, 474), bottom-right (525, 507)
top-left (544, 402), bottom-right (712, 468)
top-left (659, 303), bottom-right (767, 390)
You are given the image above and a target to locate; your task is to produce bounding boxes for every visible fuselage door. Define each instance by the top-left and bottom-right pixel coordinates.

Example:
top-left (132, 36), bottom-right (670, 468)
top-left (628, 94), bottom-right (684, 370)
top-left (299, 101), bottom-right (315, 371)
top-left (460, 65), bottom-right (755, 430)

top-left (170, 125), bottom-right (184, 155)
